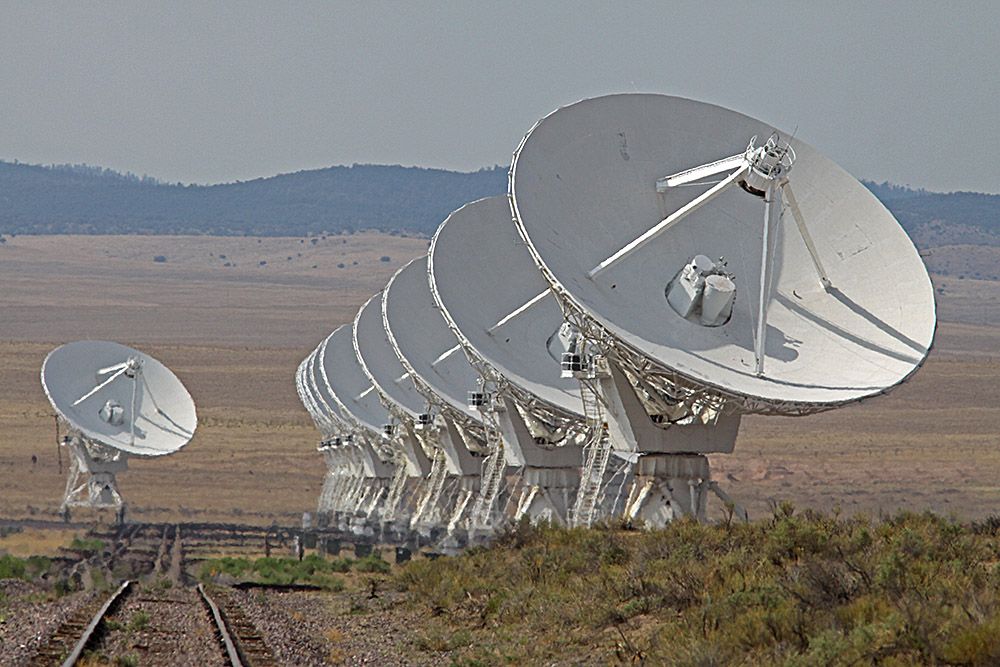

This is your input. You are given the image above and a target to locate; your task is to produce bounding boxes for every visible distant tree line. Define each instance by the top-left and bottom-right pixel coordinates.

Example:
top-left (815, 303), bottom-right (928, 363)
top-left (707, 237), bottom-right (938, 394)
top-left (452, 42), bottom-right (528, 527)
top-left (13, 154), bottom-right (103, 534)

top-left (0, 160), bottom-right (996, 243)
top-left (862, 180), bottom-right (1000, 238)
top-left (0, 162), bottom-right (507, 237)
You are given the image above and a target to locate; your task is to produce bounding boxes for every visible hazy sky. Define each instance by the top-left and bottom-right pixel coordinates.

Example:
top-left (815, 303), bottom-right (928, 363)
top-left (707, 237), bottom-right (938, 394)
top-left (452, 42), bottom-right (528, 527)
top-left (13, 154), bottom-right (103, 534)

top-left (1, 2), bottom-right (996, 192)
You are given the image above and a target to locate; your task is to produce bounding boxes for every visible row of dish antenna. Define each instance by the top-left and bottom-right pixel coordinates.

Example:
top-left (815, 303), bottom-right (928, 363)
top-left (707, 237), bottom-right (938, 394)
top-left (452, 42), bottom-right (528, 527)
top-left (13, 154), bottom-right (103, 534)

top-left (38, 94), bottom-right (934, 534)
top-left (296, 93), bottom-right (936, 543)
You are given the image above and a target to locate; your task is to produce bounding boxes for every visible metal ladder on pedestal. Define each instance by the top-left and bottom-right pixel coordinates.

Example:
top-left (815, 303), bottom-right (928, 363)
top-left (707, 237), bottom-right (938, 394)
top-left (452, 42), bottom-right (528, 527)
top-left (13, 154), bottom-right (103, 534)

top-left (380, 460), bottom-right (409, 523)
top-left (411, 448), bottom-right (448, 528)
top-left (571, 381), bottom-right (613, 527)
top-left (469, 407), bottom-right (506, 531)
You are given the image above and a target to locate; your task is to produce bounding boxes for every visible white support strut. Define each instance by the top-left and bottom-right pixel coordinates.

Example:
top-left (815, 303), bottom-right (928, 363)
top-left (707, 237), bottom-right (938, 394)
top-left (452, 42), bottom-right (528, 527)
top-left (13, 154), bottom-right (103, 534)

top-left (755, 184), bottom-right (776, 376)
top-left (780, 180), bottom-right (832, 290)
top-left (655, 153), bottom-right (746, 190)
top-left (487, 290), bottom-right (548, 332)
top-left (590, 164), bottom-right (749, 278)
top-left (72, 364), bottom-right (129, 406)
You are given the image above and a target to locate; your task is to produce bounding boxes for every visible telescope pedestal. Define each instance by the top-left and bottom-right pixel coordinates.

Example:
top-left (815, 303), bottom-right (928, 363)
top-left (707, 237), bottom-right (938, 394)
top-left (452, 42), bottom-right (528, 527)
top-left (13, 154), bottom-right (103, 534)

top-left (412, 417), bottom-right (484, 531)
top-left (623, 454), bottom-right (710, 524)
top-left (342, 439), bottom-right (396, 534)
top-left (589, 359), bottom-right (744, 525)
top-left (495, 395), bottom-right (582, 526)
top-left (60, 435), bottom-right (127, 521)
top-left (515, 467), bottom-right (578, 525)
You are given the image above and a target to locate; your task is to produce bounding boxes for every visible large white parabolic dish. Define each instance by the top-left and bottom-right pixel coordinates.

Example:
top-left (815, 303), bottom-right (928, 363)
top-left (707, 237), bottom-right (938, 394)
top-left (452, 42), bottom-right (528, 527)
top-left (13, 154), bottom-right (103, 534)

top-left (297, 351), bottom-right (329, 433)
top-left (307, 346), bottom-right (342, 428)
top-left (383, 256), bottom-right (483, 424)
top-left (304, 339), bottom-right (349, 435)
top-left (429, 196), bottom-right (584, 418)
top-left (510, 94), bottom-right (936, 412)
top-left (320, 324), bottom-right (392, 434)
top-left (354, 293), bottom-right (428, 419)
top-left (42, 341), bottom-right (196, 457)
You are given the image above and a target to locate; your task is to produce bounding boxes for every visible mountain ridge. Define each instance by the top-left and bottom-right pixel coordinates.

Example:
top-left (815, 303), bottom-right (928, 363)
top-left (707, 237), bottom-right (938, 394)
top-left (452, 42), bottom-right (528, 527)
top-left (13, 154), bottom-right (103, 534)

top-left (1, 161), bottom-right (998, 246)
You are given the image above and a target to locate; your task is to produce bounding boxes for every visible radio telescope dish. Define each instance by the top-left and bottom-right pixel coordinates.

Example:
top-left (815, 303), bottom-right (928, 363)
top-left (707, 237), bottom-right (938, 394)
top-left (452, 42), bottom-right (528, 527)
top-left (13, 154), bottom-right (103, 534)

top-left (41, 340), bottom-right (197, 518)
top-left (382, 256), bottom-right (490, 535)
top-left (320, 325), bottom-right (393, 439)
top-left (43, 341), bottom-right (196, 457)
top-left (308, 352), bottom-right (341, 432)
top-left (319, 324), bottom-right (402, 521)
top-left (297, 346), bottom-right (341, 437)
top-left (297, 346), bottom-right (350, 518)
top-left (383, 256), bottom-right (483, 426)
top-left (310, 335), bottom-right (354, 433)
top-left (296, 354), bottom-right (323, 431)
top-left (345, 301), bottom-right (433, 528)
top-left (322, 326), bottom-right (393, 462)
top-left (430, 196), bottom-right (597, 528)
top-left (510, 94), bottom-right (935, 414)
top-left (429, 196), bottom-right (584, 420)
top-left (353, 292), bottom-right (429, 421)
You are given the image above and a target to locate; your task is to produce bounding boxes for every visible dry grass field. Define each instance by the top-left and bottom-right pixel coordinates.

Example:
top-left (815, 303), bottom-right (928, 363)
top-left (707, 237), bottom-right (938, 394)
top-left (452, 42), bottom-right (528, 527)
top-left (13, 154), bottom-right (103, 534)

top-left (0, 233), bottom-right (428, 524)
top-left (0, 234), bottom-right (998, 525)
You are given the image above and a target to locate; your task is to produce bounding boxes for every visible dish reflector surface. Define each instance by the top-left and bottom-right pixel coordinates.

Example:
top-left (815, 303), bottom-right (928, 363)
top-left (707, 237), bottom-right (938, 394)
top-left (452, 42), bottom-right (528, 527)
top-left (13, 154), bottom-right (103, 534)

top-left (320, 325), bottom-right (391, 433)
top-left (42, 341), bottom-right (196, 457)
top-left (297, 352), bottom-right (329, 433)
top-left (429, 196), bottom-right (583, 417)
top-left (306, 339), bottom-right (349, 434)
top-left (354, 293), bottom-right (428, 418)
top-left (298, 336), bottom-right (348, 436)
top-left (510, 94), bottom-right (935, 410)
top-left (383, 256), bottom-right (483, 423)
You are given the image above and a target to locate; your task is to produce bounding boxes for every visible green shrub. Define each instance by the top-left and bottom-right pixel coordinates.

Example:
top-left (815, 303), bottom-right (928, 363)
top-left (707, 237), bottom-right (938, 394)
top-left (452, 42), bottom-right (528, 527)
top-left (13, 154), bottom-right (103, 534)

top-left (354, 555), bottom-right (390, 574)
top-left (0, 555), bottom-right (50, 588)
top-left (199, 554), bottom-right (351, 587)
top-left (0, 554), bottom-right (26, 579)
top-left (128, 610), bottom-right (150, 631)
top-left (69, 536), bottom-right (105, 555)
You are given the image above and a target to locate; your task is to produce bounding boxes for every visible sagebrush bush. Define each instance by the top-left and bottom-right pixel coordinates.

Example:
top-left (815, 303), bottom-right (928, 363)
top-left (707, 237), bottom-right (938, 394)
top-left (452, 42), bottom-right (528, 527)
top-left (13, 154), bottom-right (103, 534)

top-left (397, 511), bottom-right (1000, 665)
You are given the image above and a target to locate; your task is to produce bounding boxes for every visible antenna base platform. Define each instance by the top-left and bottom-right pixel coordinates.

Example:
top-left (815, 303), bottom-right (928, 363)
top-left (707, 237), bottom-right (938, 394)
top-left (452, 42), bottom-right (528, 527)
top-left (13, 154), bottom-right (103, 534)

top-left (622, 453), bottom-right (747, 526)
top-left (59, 434), bottom-right (127, 518)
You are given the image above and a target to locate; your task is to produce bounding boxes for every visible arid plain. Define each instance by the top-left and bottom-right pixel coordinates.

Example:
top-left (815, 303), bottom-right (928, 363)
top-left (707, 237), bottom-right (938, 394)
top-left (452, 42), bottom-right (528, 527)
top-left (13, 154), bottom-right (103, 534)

top-left (1, 234), bottom-right (999, 525)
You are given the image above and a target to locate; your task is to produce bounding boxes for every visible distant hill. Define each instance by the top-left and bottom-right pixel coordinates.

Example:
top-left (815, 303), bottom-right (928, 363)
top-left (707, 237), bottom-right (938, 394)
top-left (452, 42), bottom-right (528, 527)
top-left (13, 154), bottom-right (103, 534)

top-left (1, 160), bottom-right (998, 246)
top-left (863, 181), bottom-right (1000, 248)
top-left (0, 161), bottom-right (507, 237)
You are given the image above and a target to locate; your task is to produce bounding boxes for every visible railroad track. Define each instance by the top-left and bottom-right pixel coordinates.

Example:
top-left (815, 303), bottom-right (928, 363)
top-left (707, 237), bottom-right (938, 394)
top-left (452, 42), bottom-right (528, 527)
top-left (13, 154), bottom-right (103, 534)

top-left (198, 584), bottom-right (278, 666)
top-left (29, 580), bottom-right (278, 667)
top-left (28, 580), bottom-right (134, 667)
top-left (18, 520), bottom-right (351, 665)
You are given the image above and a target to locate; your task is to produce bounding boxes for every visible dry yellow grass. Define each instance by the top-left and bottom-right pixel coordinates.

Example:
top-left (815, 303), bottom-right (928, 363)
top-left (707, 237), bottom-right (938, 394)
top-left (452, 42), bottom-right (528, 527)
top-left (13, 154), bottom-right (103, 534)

top-left (0, 527), bottom-right (79, 557)
top-left (0, 234), bottom-right (998, 524)
top-left (0, 234), bottom-right (427, 524)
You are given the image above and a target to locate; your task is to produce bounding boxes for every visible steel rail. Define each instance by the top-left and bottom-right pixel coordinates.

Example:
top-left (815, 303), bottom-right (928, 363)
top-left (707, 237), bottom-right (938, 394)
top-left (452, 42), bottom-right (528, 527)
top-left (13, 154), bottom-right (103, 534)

top-left (60, 580), bottom-right (133, 667)
top-left (197, 583), bottom-right (245, 666)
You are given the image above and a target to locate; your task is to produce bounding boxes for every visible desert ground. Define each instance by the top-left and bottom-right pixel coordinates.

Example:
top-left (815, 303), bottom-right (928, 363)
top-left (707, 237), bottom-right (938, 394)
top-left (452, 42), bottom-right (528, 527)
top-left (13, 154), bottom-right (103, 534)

top-left (1, 233), bottom-right (998, 525)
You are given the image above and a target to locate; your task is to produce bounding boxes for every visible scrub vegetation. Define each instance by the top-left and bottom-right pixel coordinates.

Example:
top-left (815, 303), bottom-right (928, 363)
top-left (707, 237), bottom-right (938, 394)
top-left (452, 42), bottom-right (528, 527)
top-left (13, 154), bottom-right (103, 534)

top-left (0, 554), bottom-right (52, 581)
top-left (397, 508), bottom-right (1000, 665)
top-left (198, 553), bottom-right (389, 588)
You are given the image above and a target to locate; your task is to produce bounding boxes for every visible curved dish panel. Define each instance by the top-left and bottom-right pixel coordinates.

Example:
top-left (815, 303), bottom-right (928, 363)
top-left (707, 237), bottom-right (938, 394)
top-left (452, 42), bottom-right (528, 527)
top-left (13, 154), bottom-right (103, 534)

top-left (42, 340), bottom-right (197, 457)
top-left (354, 293), bottom-right (428, 418)
top-left (430, 196), bottom-right (583, 417)
top-left (320, 324), bottom-right (391, 434)
top-left (383, 256), bottom-right (483, 423)
top-left (510, 94), bottom-right (935, 410)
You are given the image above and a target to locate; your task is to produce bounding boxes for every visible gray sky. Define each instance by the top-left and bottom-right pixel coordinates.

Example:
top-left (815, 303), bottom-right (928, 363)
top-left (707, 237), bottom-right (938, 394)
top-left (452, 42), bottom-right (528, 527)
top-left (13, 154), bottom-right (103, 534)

top-left (1, 2), bottom-right (996, 192)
